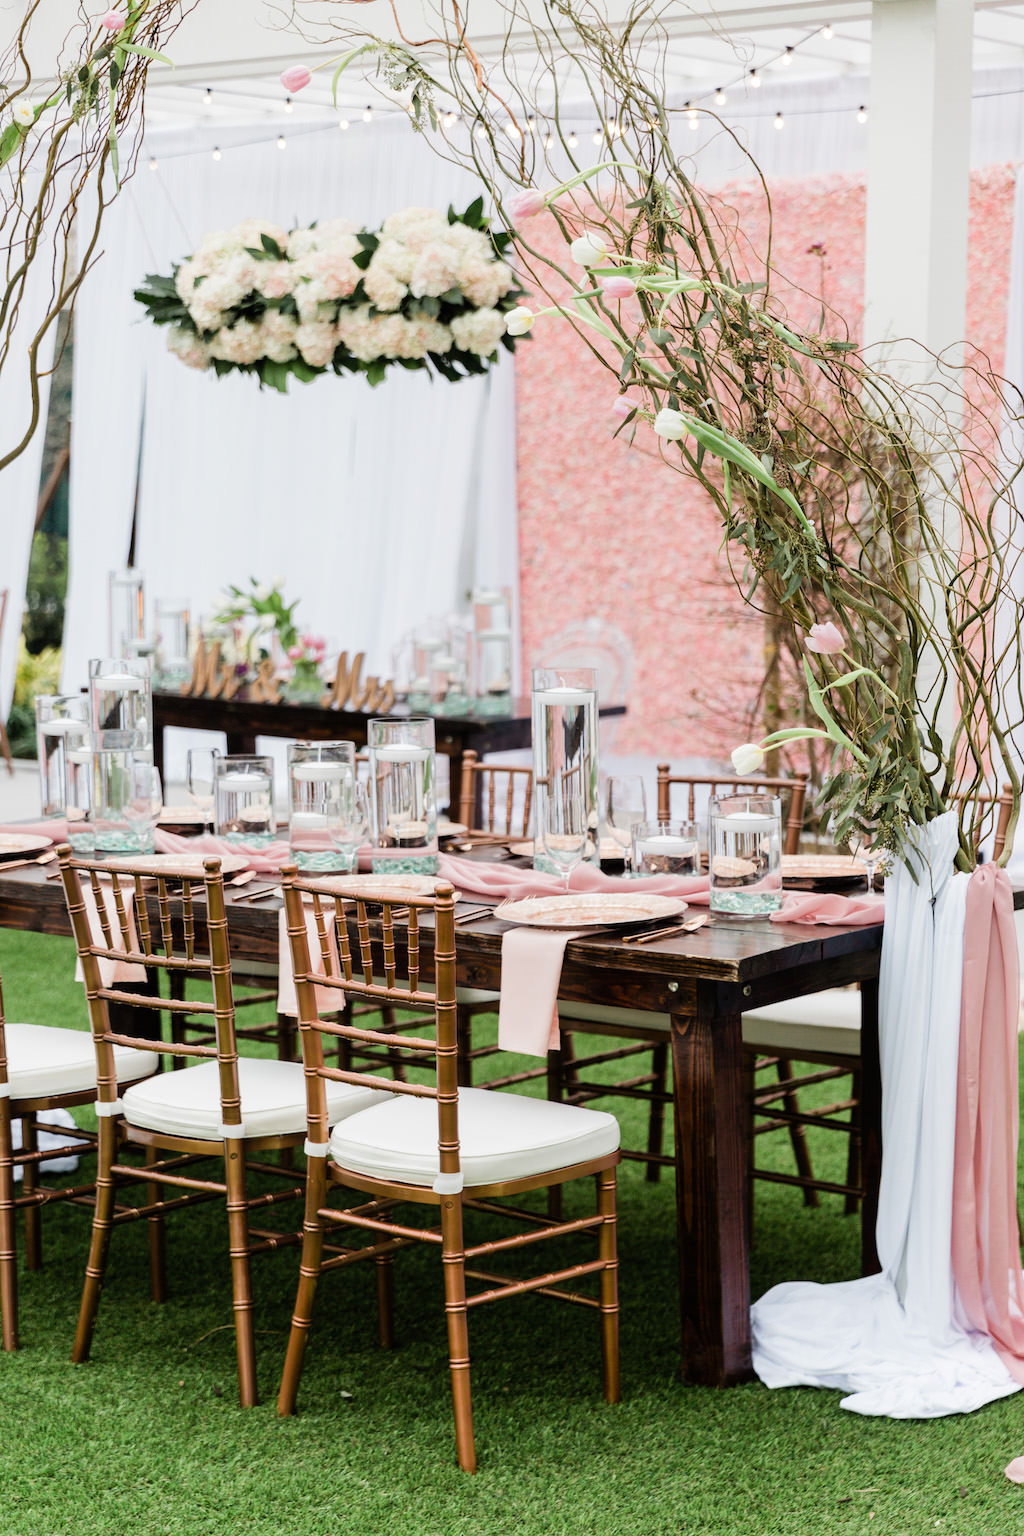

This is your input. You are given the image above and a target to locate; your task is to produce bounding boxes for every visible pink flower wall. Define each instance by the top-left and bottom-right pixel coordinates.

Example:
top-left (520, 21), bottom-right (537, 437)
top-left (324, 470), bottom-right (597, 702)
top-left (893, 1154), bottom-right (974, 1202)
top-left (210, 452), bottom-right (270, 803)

top-left (514, 165), bottom-right (1017, 761)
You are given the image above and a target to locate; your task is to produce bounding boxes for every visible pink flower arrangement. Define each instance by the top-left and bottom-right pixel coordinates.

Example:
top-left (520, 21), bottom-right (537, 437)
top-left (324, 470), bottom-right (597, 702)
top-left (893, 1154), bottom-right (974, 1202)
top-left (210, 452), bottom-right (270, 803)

top-left (804, 621), bottom-right (845, 655)
top-left (280, 65), bottom-right (312, 93)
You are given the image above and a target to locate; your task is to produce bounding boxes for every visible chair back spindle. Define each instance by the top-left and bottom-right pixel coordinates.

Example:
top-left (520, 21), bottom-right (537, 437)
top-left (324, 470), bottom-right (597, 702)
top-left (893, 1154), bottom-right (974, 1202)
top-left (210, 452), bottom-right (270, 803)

top-left (656, 766), bottom-right (808, 855)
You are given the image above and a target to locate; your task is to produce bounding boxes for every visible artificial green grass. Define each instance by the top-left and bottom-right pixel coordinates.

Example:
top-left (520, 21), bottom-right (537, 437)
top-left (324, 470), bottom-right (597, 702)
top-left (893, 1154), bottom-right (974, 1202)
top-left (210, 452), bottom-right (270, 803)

top-left (2, 928), bottom-right (1024, 1535)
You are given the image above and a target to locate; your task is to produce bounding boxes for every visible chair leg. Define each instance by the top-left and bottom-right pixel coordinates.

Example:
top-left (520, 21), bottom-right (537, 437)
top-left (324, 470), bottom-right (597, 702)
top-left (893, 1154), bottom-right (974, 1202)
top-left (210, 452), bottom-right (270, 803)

top-left (72, 1118), bottom-right (118, 1364)
top-left (546, 1049), bottom-right (566, 1222)
top-left (456, 1004), bottom-right (473, 1087)
top-left (277, 1156), bottom-right (328, 1417)
top-left (645, 1043), bottom-right (670, 1183)
top-left (20, 1115), bottom-right (41, 1269)
top-left (775, 1059), bottom-right (819, 1209)
top-left (145, 1143), bottom-right (167, 1303)
top-left (276, 1012), bottom-right (298, 1063)
top-left (440, 1193), bottom-right (475, 1474)
top-left (742, 1056), bottom-right (756, 1244)
top-left (844, 1067), bottom-right (863, 1216)
top-left (375, 1254), bottom-right (395, 1349)
top-left (596, 1168), bottom-right (620, 1404)
top-left (224, 1145), bottom-right (258, 1407)
top-left (0, 1108), bottom-right (18, 1351)
top-left (380, 1006), bottom-right (407, 1083)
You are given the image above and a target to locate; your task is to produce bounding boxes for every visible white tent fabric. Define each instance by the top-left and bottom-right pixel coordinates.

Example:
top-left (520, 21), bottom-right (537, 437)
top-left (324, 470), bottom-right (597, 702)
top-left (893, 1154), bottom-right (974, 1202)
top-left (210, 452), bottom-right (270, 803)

top-left (751, 812), bottom-right (1020, 1417)
top-left (62, 115), bottom-right (519, 694)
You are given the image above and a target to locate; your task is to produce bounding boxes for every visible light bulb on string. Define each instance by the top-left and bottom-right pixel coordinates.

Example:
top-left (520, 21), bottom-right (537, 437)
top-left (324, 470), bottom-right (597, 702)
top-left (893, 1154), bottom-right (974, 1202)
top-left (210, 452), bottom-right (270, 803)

top-left (713, 87), bottom-right (727, 106)
top-left (591, 125), bottom-right (603, 145)
top-left (606, 116), bottom-right (621, 138)
top-left (277, 134), bottom-right (287, 150)
top-left (526, 115), bottom-right (537, 135)
top-left (821, 23), bottom-right (833, 40)
top-left (685, 102), bottom-right (698, 132)
top-left (475, 122), bottom-right (487, 140)
top-left (283, 96), bottom-right (293, 114)
top-left (567, 128), bottom-right (578, 149)
top-left (204, 87), bottom-right (213, 105)
top-left (148, 155), bottom-right (158, 172)
top-left (749, 68), bottom-right (760, 88)
top-left (544, 131), bottom-right (554, 149)
top-left (781, 46), bottom-right (793, 66)
top-left (338, 117), bottom-right (349, 131)
top-left (445, 109), bottom-right (458, 128)
top-left (856, 105), bottom-right (868, 124)
top-left (774, 112), bottom-right (785, 131)
top-left (362, 104), bottom-right (373, 123)
top-left (211, 145), bottom-right (221, 161)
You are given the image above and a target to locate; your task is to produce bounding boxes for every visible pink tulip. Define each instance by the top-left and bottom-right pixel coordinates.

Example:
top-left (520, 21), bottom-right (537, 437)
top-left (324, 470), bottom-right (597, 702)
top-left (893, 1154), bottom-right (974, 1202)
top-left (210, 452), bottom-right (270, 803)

top-left (100, 8), bottom-right (126, 30)
top-left (287, 644), bottom-right (304, 662)
top-left (601, 275), bottom-right (637, 300)
top-left (508, 189), bottom-right (547, 221)
top-left (611, 395), bottom-right (637, 420)
top-left (280, 65), bottom-right (312, 93)
top-left (804, 621), bottom-right (845, 655)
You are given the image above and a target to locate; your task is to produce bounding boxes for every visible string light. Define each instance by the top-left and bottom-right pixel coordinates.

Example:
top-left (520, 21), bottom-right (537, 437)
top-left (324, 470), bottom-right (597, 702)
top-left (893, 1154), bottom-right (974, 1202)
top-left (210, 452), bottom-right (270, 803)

top-left (591, 124), bottom-right (603, 145)
top-left (283, 96), bottom-right (293, 114)
top-left (749, 69), bottom-right (761, 88)
top-left (567, 128), bottom-right (578, 149)
top-left (781, 46), bottom-right (793, 66)
top-left (148, 155), bottom-right (158, 171)
top-left (526, 115), bottom-right (537, 134)
top-left (821, 23), bottom-right (834, 40)
top-left (605, 116), bottom-right (621, 138)
top-left (714, 87), bottom-right (727, 106)
top-left (856, 104), bottom-right (868, 124)
top-left (774, 111), bottom-right (785, 130)
top-left (276, 133), bottom-right (286, 150)
top-left (204, 87), bottom-right (213, 105)
top-left (685, 103), bottom-right (698, 131)
top-left (475, 122), bottom-right (487, 140)
top-left (362, 104), bottom-right (373, 123)
top-left (544, 131), bottom-right (554, 149)
top-left (444, 109), bottom-right (458, 127)
top-left (338, 117), bottom-right (349, 130)
top-left (211, 145), bottom-right (221, 161)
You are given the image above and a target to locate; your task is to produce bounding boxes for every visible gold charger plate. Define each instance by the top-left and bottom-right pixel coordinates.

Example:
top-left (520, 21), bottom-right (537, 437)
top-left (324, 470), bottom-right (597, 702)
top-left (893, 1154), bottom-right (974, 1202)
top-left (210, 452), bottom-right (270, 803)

top-left (103, 852), bottom-right (250, 877)
top-left (318, 873), bottom-right (440, 900)
top-left (0, 833), bottom-right (53, 859)
top-left (498, 893), bottom-right (688, 929)
top-left (781, 854), bottom-right (868, 889)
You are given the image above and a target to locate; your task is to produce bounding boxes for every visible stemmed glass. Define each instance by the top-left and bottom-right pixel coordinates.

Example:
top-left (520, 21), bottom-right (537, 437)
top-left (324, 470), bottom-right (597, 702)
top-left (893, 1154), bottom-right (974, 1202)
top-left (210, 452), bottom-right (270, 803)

top-left (326, 781), bottom-right (370, 873)
top-left (187, 747), bottom-right (219, 832)
top-left (539, 780), bottom-right (589, 895)
top-left (604, 774), bottom-right (648, 875)
top-left (848, 826), bottom-right (888, 894)
top-left (124, 763), bottom-right (163, 853)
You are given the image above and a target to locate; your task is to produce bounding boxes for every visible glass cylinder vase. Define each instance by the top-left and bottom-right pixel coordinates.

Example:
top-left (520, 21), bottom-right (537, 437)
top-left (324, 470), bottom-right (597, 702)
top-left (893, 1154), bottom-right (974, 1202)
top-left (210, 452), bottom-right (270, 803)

top-left (154, 599), bottom-right (191, 688)
top-left (214, 755), bottom-right (276, 849)
top-left (531, 667), bottom-right (599, 873)
top-left (109, 569), bottom-right (145, 659)
top-left (63, 736), bottom-right (95, 854)
top-left (709, 794), bottom-right (783, 918)
top-left (89, 657), bottom-right (153, 752)
top-left (35, 694), bottom-right (90, 818)
top-left (474, 628), bottom-right (512, 716)
top-left (288, 741), bottom-right (356, 872)
top-left (90, 732), bottom-right (155, 855)
top-left (367, 717), bottom-right (438, 874)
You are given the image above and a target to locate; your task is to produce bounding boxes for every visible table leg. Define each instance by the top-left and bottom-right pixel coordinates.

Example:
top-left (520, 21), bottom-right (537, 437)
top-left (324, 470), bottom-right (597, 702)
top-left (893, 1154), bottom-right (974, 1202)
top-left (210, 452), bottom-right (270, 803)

top-left (671, 981), bottom-right (752, 1386)
top-left (859, 976), bottom-right (881, 1276)
top-left (226, 732), bottom-right (258, 757)
top-left (153, 725), bottom-right (165, 784)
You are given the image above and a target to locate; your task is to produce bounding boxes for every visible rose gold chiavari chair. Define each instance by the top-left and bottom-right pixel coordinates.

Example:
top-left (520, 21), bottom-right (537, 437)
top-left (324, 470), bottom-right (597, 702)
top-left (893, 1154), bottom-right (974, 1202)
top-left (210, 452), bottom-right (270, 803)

top-left (58, 848), bottom-right (391, 1404)
top-left (0, 965), bottom-right (156, 1350)
top-left (555, 767), bottom-right (811, 1187)
top-left (276, 870), bottom-right (621, 1474)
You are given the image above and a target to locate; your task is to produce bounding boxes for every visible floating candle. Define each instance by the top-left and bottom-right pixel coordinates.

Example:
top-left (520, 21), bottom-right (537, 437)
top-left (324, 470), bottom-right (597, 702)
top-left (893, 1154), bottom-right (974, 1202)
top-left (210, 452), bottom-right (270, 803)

top-left (375, 745), bottom-right (431, 763)
top-left (93, 673), bottom-right (145, 691)
top-left (41, 719), bottom-right (87, 736)
top-left (291, 762), bottom-right (351, 783)
top-left (290, 811), bottom-right (328, 830)
top-left (720, 812), bottom-right (777, 833)
top-left (217, 771), bottom-right (271, 790)
top-left (533, 686), bottom-right (595, 704)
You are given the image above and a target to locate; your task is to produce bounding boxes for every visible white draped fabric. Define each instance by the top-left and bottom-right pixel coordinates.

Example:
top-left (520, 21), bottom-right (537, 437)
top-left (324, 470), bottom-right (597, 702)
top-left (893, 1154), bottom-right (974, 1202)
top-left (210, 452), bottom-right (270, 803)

top-left (752, 813), bottom-right (1020, 1417)
top-left (62, 116), bottom-right (519, 694)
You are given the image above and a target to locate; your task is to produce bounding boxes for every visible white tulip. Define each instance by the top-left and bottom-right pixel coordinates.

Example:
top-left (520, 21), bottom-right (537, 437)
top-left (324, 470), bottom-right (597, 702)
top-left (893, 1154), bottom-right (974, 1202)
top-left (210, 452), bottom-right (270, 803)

top-left (252, 583), bottom-right (271, 602)
top-left (569, 230), bottom-right (608, 267)
top-left (731, 743), bottom-right (766, 776)
top-left (271, 574), bottom-right (285, 590)
top-left (13, 101), bottom-right (35, 128)
top-left (505, 306), bottom-right (534, 336)
top-left (653, 408), bottom-right (688, 441)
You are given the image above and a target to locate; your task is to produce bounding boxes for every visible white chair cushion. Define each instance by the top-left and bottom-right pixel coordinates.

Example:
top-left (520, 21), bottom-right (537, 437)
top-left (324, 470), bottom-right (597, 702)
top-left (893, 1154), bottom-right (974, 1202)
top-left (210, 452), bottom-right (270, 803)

top-left (122, 1057), bottom-right (390, 1141)
top-left (5, 1023), bottom-right (157, 1100)
top-left (329, 1085), bottom-right (620, 1188)
top-left (741, 987), bottom-right (862, 1058)
top-left (456, 987), bottom-right (499, 1007)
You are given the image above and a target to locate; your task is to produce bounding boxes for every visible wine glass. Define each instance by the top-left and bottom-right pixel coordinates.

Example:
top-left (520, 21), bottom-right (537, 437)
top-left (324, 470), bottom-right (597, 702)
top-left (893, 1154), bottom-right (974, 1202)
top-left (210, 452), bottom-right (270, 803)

top-left (124, 763), bottom-right (163, 853)
top-left (326, 780), bottom-right (370, 873)
top-left (539, 780), bottom-right (589, 895)
top-left (848, 826), bottom-right (888, 894)
top-left (187, 747), bottom-right (219, 832)
top-left (604, 774), bottom-right (648, 875)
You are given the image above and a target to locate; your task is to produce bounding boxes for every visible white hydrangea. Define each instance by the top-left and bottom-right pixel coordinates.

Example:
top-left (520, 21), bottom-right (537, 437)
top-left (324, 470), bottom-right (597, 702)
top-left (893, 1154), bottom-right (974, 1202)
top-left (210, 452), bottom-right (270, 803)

top-left (294, 276), bottom-right (332, 324)
top-left (409, 245), bottom-right (461, 299)
top-left (294, 320), bottom-right (338, 368)
top-left (362, 258), bottom-right (407, 312)
top-left (166, 326), bottom-right (211, 371)
top-left (259, 310), bottom-right (298, 363)
top-left (459, 256), bottom-right (515, 309)
top-left (208, 320), bottom-right (264, 366)
top-left (174, 260), bottom-right (199, 303)
top-left (380, 207), bottom-right (449, 252)
top-left (231, 218), bottom-right (288, 251)
top-left (450, 308), bottom-right (506, 357)
top-left (316, 218), bottom-right (359, 248)
top-left (191, 228), bottom-right (245, 275)
top-left (286, 227), bottom-right (320, 260)
top-left (371, 237), bottom-right (416, 284)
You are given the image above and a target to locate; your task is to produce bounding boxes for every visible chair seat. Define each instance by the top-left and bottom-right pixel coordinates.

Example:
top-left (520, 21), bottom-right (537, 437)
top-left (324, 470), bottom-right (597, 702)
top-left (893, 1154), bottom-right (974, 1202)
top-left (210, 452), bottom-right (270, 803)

top-left (741, 988), bottom-right (862, 1058)
top-left (5, 1023), bottom-right (157, 1100)
top-left (329, 1086), bottom-right (620, 1188)
top-left (122, 1057), bottom-right (390, 1141)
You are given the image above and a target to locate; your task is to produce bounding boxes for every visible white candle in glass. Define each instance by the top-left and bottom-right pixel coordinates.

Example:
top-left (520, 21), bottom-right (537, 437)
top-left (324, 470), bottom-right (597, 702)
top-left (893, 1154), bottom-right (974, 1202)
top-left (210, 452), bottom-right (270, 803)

top-left (375, 745), bottom-right (431, 763)
top-left (41, 719), bottom-right (87, 736)
top-left (533, 686), bottom-right (595, 704)
top-left (93, 672), bottom-right (145, 691)
top-left (720, 812), bottom-right (776, 834)
top-left (290, 811), bottom-right (328, 830)
top-left (638, 834), bottom-right (698, 854)
top-left (291, 762), bottom-right (351, 783)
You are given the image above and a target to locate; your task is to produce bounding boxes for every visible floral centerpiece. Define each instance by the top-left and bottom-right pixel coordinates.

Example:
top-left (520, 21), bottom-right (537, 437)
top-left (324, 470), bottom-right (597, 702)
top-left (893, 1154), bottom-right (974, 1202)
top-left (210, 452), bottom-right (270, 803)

top-left (209, 577), bottom-right (298, 677)
top-left (284, 632), bottom-right (328, 703)
top-left (134, 199), bottom-right (526, 391)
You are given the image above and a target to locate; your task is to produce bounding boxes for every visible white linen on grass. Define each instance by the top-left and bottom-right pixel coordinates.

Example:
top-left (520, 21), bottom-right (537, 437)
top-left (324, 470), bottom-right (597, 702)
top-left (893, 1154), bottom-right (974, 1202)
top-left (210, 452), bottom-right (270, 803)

top-left (752, 812), bottom-right (1020, 1417)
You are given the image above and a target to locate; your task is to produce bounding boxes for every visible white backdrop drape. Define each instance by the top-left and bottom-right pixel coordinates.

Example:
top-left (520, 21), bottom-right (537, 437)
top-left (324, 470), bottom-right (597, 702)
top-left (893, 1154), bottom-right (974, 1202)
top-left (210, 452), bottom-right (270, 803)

top-left (62, 115), bottom-right (519, 696)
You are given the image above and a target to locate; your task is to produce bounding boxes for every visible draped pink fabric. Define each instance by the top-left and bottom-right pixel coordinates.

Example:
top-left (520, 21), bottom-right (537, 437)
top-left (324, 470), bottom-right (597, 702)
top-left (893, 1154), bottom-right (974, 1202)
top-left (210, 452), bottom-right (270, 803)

top-left (951, 864), bottom-right (1024, 1388)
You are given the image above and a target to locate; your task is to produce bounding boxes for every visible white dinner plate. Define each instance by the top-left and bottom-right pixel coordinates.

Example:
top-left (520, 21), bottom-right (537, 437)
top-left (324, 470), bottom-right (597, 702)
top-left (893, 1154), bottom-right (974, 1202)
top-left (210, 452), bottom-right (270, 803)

top-left (0, 833), bottom-right (53, 858)
top-left (102, 852), bottom-right (251, 877)
top-left (506, 838), bottom-right (625, 861)
top-left (498, 893), bottom-right (689, 929)
top-left (157, 806), bottom-right (208, 825)
top-left (437, 819), bottom-right (468, 838)
top-left (318, 873), bottom-right (441, 900)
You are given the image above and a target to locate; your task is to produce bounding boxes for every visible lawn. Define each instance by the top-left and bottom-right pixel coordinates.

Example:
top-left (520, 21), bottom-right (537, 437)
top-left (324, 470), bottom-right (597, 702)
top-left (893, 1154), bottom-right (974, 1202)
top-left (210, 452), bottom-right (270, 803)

top-left (1, 927), bottom-right (1023, 1536)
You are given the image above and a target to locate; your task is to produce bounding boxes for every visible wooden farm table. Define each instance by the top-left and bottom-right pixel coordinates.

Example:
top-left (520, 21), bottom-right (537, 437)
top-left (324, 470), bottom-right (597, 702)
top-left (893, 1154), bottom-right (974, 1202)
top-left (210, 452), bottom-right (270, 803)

top-left (151, 692), bottom-right (626, 803)
top-left (0, 858), bottom-right (887, 1389)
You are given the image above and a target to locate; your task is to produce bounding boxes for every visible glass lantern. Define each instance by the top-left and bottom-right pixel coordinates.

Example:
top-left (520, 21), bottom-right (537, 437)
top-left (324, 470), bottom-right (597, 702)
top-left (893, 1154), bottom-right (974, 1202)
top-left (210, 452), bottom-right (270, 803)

top-left (709, 794), bottom-right (783, 917)
top-left (214, 756), bottom-right (276, 849)
top-left (89, 656), bottom-right (152, 753)
top-left (63, 738), bottom-right (95, 854)
top-left (108, 569), bottom-right (145, 660)
top-left (531, 667), bottom-right (600, 872)
top-left (154, 599), bottom-right (191, 688)
top-left (408, 627), bottom-right (445, 712)
top-left (90, 731), bottom-right (157, 855)
top-left (288, 741), bottom-right (356, 871)
top-left (474, 628), bottom-right (513, 715)
top-left (35, 694), bottom-right (90, 818)
top-left (367, 716), bottom-right (438, 874)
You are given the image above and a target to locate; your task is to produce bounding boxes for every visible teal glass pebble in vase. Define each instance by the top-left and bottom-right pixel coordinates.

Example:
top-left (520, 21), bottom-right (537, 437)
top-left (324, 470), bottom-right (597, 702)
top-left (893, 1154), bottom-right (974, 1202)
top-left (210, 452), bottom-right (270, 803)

top-left (709, 794), bottom-right (783, 918)
top-left (368, 717), bottom-right (439, 875)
